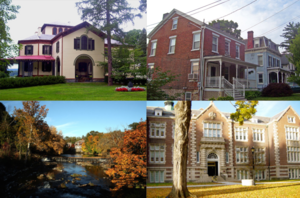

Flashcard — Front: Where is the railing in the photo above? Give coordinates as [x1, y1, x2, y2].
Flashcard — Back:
[236, 78, 257, 89]
[222, 77, 234, 98]
[206, 76, 220, 88]
[233, 77, 245, 97]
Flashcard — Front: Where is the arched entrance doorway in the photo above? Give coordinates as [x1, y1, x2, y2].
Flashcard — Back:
[74, 54, 94, 82]
[269, 72, 277, 83]
[56, 57, 60, 76]
[207, 153, 219, 176]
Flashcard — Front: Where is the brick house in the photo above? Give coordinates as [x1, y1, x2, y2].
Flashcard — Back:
[147, 9, 258, 100]
[244, 31, 294, 89]
[147, 101, 300, 183]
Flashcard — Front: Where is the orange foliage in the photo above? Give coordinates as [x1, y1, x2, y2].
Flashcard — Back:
[105, 121, 146, 190]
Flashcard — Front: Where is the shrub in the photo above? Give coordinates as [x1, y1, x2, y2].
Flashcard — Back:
[245, 91, 261, 100]
[208, 97, 216, 100]
[262, 83, 293, 97]
[0, 76, 66, 89]
[217, 96, 234, 100]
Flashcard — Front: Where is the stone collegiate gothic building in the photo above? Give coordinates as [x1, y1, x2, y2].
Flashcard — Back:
[147, 102, 300, 183]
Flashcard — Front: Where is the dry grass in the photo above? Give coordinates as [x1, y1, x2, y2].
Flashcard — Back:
[147, 183, 300, 198]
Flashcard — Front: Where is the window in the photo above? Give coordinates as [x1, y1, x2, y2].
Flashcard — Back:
[148, 63, 154, 80]
[237, 170, 249, 180]
[235, 127, 248, 141]
[258, 55, 263, 66]
[149, 170, 164, 183]
[288, 116, 295, 123]
[185, 92, 191, 101]
[78, 62, 87, 72]
[42, 61, 52, 72]
[25, 45, 33, 55]
[212, 35, 218, 52]
[53, 27, 57, 35]
[255, 170, 265, 180]
[81, 35, 88, 50]
[287, 147, 300, 162]
[236, 147, 248, 163]
[268, 56, 272, 67]
[169, 37, 176, 54]
[74, 38, 80, 49]
[253, 128, 264, 142]
[150, 40, 157, 56]
[88, 39, 95, 50]
[286, 126, 299, 140]
[172, 17, 178, 29]
[258, 73, 263, 83]
[289, 169, 300, 179]
[254, 148, 265, 164]
[236, 44, 240, 59]
[149, 144, 165, 164]
[277, 59, 280, 67]
[197, 151, 200, 163]
[225, 40, 230, 55]
[24, 61, 29, 71]
[42, 45, 51, 55]
[150, 122, 166, 138]
[56, 42, 59, 53]
[191, 61, 199, 74]
[226, 152, 229, 163]
[192, 33, 200, 50]
[203, 122, 221, 137]
[273, 57, 276, 67]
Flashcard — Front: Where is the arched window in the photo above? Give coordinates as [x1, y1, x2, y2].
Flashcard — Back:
[207, 153, 218, 159]
[81, 35, 87, 50]
[59, 28, 63, 33]
[53, 27, 57, 35]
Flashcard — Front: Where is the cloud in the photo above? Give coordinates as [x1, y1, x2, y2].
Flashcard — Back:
[56, 122, 75, 129]
[256, 101, 283, 117]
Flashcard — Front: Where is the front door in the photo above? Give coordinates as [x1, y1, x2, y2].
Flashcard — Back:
[211, 67, 216, 77]
[207, 162, 218, 176]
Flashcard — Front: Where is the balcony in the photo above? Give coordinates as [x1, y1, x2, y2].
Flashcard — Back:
[188, 73, 198, 81]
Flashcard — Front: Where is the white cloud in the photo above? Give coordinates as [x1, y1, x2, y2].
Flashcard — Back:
[56, 122, 75, 129]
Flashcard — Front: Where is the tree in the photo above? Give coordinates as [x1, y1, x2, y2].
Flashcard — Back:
[147, 67, 182, 100]
[287, 27, 300, 86]
[105, 121, 146, 190]
[138, 0, 146, 13]
[128, 122, 139, 130]
[230, 101, 258, 125]
[124, 29, 141, 46]
[167, 101, 196, 198]
[0, 0, 20, 78]
[280, 22, 300, 52]
[209, 19, 242, 39]
[137, 28, 147, 56]
[76, 0, 141, 86]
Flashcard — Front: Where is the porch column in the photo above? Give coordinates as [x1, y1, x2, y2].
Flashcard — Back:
[219, 60, 222, 88]
[22, 61, 24, 77]
[204, 60, 208, 88]
[255, 67, 257, 88]
[17, 61, 20, 77]
[281, 72, 284, 83]
[246, 66, 249, 88]
[276, 71, 279, 83]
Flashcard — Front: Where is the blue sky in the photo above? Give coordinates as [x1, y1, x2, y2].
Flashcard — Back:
[147, 101, 300, 117]
[1, 101, 146, 137]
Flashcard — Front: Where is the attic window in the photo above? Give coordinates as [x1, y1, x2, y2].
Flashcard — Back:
[172, 17, 178, 30]
[53, 27, 57, 35]
[59, 28, 63, 33]
[154, 109, 163, 116]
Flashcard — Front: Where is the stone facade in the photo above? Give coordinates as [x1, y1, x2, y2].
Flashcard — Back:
[147, 102, 300, 183]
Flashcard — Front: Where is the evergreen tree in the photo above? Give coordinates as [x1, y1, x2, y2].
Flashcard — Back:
[137, 28, 147, 56]
[280, 22, 300, 52]
[76, 0, 141, 86]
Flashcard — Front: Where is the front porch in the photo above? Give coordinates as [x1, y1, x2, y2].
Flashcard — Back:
[268, 67, 291, 84]
[203, 56, 258, 100]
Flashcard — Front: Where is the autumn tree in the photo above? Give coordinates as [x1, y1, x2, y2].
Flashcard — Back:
[46, 126, 65, 155]
[105, 121, 146, 190]
[230, 101, 258, 125]
[76, 0, 141, 86]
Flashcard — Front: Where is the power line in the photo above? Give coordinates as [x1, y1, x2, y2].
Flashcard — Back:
[208, 0, 257, 23]
[242, 0, 300, 32]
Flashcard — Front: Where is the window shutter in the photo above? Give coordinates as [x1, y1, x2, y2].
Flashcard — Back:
[74, 39, 77, 49]
[50, 46, 52, 55]
[31, 46, 33, 55]
[42, 46, 45, 54]
[92, 40, 95, 50]
[25, 46, 28, 55]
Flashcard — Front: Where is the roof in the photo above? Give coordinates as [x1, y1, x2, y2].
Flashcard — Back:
[21, 34, 55, 41]
[41, 22, 74, 32]
[281, 54, 291, 65]
[6, 55, 55, 61]
[148, 8, 245, 45]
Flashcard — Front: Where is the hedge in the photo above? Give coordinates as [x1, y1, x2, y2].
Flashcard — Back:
[217, 96, 234, 100]
[245, 90, 261, 100]
[0, 76, 66, 89]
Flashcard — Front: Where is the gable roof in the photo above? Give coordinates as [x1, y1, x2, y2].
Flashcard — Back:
[41, 22, 74, 32]
[274, 105, 300, 122]
[148, 9, 245, 44]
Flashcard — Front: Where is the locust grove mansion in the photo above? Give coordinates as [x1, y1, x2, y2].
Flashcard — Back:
[12, 21, 111, 82]
[147, 101, 300, 183]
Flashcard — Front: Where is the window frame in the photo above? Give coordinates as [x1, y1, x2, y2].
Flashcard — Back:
[203, 121, 222, 138]
[235, 43, 240, 59]
[172, 17, 178, 30]
[192, 31, 201, 51]
[25, 45, 34, 55]
[185, 92, 191, 101]
[253, 128, 265, 142]
[149, 122, 166, 139]
[212, 33, 219, 53]
[236, 147, 248, 164]
[74, 35, 94, 51]
[287, 116, 296, 123]
[52, 27, 57, 35]
[257, 54, 263, 66]
[225, 38, 231, 55]
[42, 45, 51, 55]
[149, 170, 164, 183]
[168, 36, 177, 54]
[42, 61, 52, 72]
[197, 151, 200, 163]
[190, 60, 199, 75]
[235, 127, 248, 142]
[149, 144, 166, 164]
[150, 40, 157, 56]
[258, 73, 264, 84]
[56, 42, 59, 53]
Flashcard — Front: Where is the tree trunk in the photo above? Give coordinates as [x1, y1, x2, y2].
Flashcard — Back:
[167, 101, 196, 198]
[106, 0, 113, 86]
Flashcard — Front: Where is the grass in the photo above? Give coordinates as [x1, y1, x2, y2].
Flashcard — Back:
[147, 182, 219, 186]
[0, 83, 146, 100]
[256, 179, 300, 183]
[253, 93, 300, 100]
[147, 182, 300, 198]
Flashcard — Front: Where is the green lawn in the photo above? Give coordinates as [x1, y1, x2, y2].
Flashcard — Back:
[0, 83, 146, 100]
[147, 182, 219, 186]
[253, 93, 300, 100]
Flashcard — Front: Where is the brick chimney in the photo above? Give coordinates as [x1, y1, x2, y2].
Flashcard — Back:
[163, 13, 169, 20]
[247, 31, 254, 49]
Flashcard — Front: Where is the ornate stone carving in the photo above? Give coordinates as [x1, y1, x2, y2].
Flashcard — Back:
[209, 111, 216, 120]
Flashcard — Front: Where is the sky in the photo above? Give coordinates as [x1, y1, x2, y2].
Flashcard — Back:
[147, 101, 300, 117]
[1, 101, 146, 138]
[147, 0, 300, 50]
[7, 0, 146, 69]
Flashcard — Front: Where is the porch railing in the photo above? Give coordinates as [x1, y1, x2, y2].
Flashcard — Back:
[236, 78, 257, 89]
[233, 77, 245, 97]
[206, 76, 220, 88]
[222, 77, 234, 98]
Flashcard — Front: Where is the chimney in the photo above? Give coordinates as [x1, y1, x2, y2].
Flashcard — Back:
[163, 13, 169, 20]
[164, 101, 174, 111]
[247, 31, 254, 49]
[37, 27, 42, 37]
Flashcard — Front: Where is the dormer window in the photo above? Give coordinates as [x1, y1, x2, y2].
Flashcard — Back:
[172, 17, 178, 30]
[154, 109, 163, 116]
[59, 28, 63, 33]
[53, 27, 57, 35]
